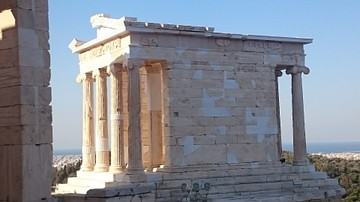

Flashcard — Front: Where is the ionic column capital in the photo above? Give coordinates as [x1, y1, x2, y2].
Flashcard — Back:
[275, 70, 283, 77]
[92, 68, 109, 78]
[107, 63, 122, 75]
[76, 72, 94, 83]
[286, 66, 310, 75]
[123, 59, 144, 70]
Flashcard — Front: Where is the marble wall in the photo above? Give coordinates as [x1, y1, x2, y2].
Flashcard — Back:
[0, 0, 52, 201]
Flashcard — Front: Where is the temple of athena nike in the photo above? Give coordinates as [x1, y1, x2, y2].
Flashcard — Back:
[51, 14, 345, 201]
[0, 0, 344, 201]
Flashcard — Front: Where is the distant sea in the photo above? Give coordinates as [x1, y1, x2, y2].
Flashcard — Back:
[54, 142, 360, 155]
[54, 149, 81, 155]
[283, 142, 360, 154]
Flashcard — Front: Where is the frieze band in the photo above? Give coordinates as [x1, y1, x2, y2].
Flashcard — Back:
[79, 38, 121, 62]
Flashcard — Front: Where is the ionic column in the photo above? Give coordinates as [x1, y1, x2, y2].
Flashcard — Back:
[93, 68, 110, 172]
[109, 64, 125, 173]
[125, 60, 145, 175]
[275, 69, 283, 160]
[286, 66, 310, 166]
[76, 73, 95, 171]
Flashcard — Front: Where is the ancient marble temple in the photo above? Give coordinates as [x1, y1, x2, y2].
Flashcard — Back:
[55, 14, 344, 201]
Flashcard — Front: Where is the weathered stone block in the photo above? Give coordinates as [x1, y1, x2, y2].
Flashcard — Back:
[183, 144, 227, 165]
[0, 144, 52, 201]
[235, 175, 267, 184]
[214, 117, 240, 126]
[15, 7, 35, 29]
[0, 48, 19, 68]
[214, 97, 237, 107]
[38, 86, 52, 105]
[23, 105, 52, 125]
[236, 51, 264, 64]
[0, 28, 18, 50]
[34, 0, 48, 13]
[0, 85, 20, 107]
[86, 183, 153, 197]
[227, 143, 267, 162]
[35, 30, 50, 49]
[202, 70, 224, 80]
[0, 85, 51, 107]
[281, 43, 304, 54]
[168, 78, 192, 89]
[192, 117, 214, 126]
[193, 135, 216, 145]
[165, 145, 184, 167]
[191, 78, 223, 88]
[237, 134, 258, 144]
[264, 53, 282, 66]
[0, 124, 52, 145]
[0, 146, 9, 201]
[215, 135, 237, 144]
[18, 28, 40, 48]
[0, 105, 21, 126]
[130, 45, 177, 61]
[34, 11, 49, 31]
[0, 67, 21, 89]
[243, 40, 282, 53]
[17, 0, 33, 9]
[170, 117, 193, 126]
[18, 47, 48, 68]
[21, 144, 52, 200]
[178, 88, 203, 98]
[226, 125, 246, 135]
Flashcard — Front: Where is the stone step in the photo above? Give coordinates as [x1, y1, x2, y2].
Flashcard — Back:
[154, 171, 329, 191]
[75, 170, 163, 183]
[56, 183, 91, 195]
[67, 177, 120, 188]
[154, 170, 341, 201]
[155, 177, 338, 194]
[159, 164, 316, 181]
[56, 171, 163, 195]
[158, 162, 283, 172]
[155, 187, 341, 202]
[207, 188, 326, 202]
[299, 178, 342, 189]
[76, 171, 126, 182]
[155, 178, 343, 201]
[156, 181, 287, 199]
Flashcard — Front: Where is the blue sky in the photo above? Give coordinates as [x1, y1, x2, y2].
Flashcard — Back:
[49, 0, 360, 150]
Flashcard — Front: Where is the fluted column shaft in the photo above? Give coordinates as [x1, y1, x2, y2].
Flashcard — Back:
[286, 66, 310, 166]
[94, 68, 110, 172]
[77, 73, 95, 171]
[126, 61, 144, 174]
[109, 64, 125, 173]
[275, 69, 283, 160]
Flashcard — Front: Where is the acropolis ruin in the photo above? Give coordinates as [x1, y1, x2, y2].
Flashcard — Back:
[0, 0, 344, 200]
[54, 14, 345, 201]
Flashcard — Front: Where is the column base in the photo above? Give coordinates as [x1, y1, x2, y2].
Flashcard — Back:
[293, 159, 309, 166]
[80, 164, 95, 172]
[122, 168, 146, 183]
[94, 151, 110, 172]
[94, 164, 109, 172]
[126, 168, 145, 174]
[123, 173, 146, 183]
[109, 166, 124, 173]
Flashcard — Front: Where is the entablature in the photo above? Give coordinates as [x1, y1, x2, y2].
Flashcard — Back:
[69, 14, 313, 56]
